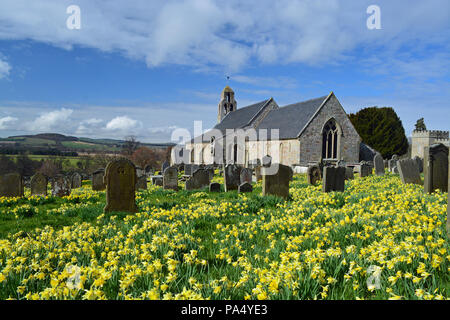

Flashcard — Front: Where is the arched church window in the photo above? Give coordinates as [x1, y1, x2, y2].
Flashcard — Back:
[322, 119, 340, 160]
[233, 144, 238, 164]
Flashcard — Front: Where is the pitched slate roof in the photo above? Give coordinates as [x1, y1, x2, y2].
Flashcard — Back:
[256, 95, 328, 139]
[213, 99, 271, 134]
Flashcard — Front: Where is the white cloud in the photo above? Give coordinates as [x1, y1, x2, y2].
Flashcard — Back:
[0, 57, 11, 79]
[105, 116, 141, 131]
[75, 118, 103, 135]
[0, 116, 18, 129]
[0, 1, 448, 71]
[29, 108, 73, 131]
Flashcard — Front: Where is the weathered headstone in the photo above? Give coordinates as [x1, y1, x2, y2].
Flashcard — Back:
[161, 161, 170, 174]
[224, 164, 242, 191]
[397, 159, 422, 185]
[185, 168, 210, 190]
[104, 158, 138, 213]
[52, 175, 71, 197]
[360, 163, 372, 177]
[31, 173, 47, 196]
[240, 168, 253, 185]
[163, 166, 178, 191]
[424, 144, 449, 193]
[307, 165, 321, 185]
[151, 175, 163, 186]
[262, 164, 290, 199]
[92, 169, 106, 191]
[413, 156, 424, 173]
[262, 155, 272, 167]
[238, 182, 253, 193]
[373, 154, 384, 176]
[345, 167, 354, 180]
[322, 166, 345, 192]
[209, 182, 221, 192]
[71, 172, 82, 189]
[0, 173, 23, 197]
[136, 175, 148, 190]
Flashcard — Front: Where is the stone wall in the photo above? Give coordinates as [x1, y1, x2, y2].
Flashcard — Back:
[298, 94, 360, 165]
[411, 130, 450, 159]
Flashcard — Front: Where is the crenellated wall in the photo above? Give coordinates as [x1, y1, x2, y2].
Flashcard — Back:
[411, 130, 450, 159]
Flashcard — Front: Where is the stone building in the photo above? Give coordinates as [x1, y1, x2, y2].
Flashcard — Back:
[411, 129, 450, 159]
[172, 87, 361, 169]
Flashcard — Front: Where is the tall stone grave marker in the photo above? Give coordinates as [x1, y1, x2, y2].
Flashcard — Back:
[224, 164, 242, 191]
[240, 168, 253, 185]
[424, 144, 449, 193]
[0, 173, 23, 197]
[322, 166, 345, 192]
[161, 161, 170, 174]
[345, 167, 354, 180]
[185, 168, 210, 190]
[52, 175, 71, 197]
[262, 164, 290, 199]
[104, 158, 138, 213]
[397, 159, 422, 185]
[360, 163, 372, 177]
[163, 166, 178, 191]
[71, 172, 82, 189]
[307, 165, 321, 185]
[92, 169, 106, 191]
[31, 173, 47, 196]
[373, 154, 384, 176]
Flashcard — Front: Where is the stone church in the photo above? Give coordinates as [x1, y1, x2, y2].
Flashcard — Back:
[172, 86, 361, 169]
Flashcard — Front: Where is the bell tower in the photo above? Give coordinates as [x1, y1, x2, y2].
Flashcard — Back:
[218, 86, 237, 123]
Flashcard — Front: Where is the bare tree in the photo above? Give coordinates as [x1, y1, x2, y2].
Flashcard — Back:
[122, 135, 140, 156]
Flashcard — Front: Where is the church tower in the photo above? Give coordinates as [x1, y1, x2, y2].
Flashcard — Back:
[218, 86, 237, 123]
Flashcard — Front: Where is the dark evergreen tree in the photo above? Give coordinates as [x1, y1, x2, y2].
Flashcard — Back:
[349, 106, 409, 159]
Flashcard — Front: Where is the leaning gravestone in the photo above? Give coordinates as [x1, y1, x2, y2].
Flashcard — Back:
[240, 168, 253, 185]
[71, 172, 82, 189]
[209, 182, 221, 192]
[397, 159, 422, 185]
[424, 144, 449, 193]
[374, 154, 384, 176]
[92, 169, 106, 191]
[307, 165, 321, 185]
[161, 161, 170, 174]
[52, 175, 71, 197]
[322, 166, 345, 192]
[163, 166, 178, 191]
[0, 173, 23, 197]
[31, 173, 47, 196]
[224, 164, 242, 191]
[136, 175, 148, 190]
[104, 158, 138, 213]
[262, 164, 290, 199]
[185, 168, 210, 190]
[238, 182, 253, 193]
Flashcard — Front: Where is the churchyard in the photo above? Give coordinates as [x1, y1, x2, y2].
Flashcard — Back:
[0, 156, 448, 300]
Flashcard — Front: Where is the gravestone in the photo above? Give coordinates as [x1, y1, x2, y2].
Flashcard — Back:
[322, 166, 345, 192]
[136, 175, 148, 190]
[145, 165, 154, 176]
[373, 154, 384, 176]
[307, 165, 321, 185]
[71, 172, 82, 189]
[151, 175, 163, 186]
[240, 168, 253, 185]
[224, 164, 242, 191]
[52, 175, 71, 197]
[397, 159, 422, 185]
[254, 166, 262, 182]
[262, 164, 290, 199]
[0, 173, 23, 197]
[31, 173, 47, 196]
[163, 166, 178, 191]
[262, 155, 272, 167]
[104, 158, 138, 213]
[204, 165, 215, 180]
[161, 161, 170, 174]
[345, 167, 354, 180]
[413, 156, 424, 173]
[424, 144, 449, 194]
[92, 169, 106, 191]
[185, 168, 210, 190]
[209, 182, 221, 192]
[136, 167, 145, 178]
[360, 163, 372, 177]
[238, 182, 253, 193]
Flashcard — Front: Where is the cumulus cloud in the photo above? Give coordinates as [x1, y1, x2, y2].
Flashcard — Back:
[0, 116, 18, 129]
[105, 116, 141, 131]
[0, 57, 11, 79]
[29, 108, 73, 131]
[0, 0, 448, 71]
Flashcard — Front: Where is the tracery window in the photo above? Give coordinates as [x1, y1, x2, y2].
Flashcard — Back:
[322, 119, 340, 160]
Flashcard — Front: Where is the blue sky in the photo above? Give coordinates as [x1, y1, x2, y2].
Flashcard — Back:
[0, 0, 449, 142]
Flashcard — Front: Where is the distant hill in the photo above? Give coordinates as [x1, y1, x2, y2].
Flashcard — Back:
[0, 133, 174, 155]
